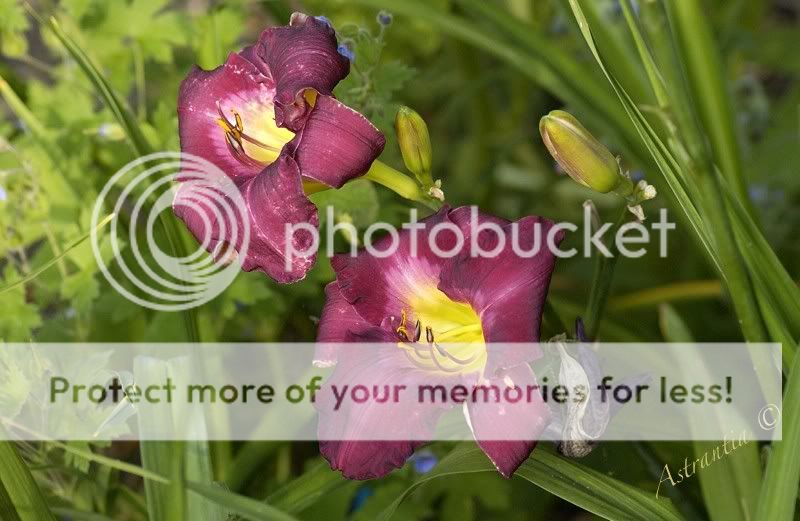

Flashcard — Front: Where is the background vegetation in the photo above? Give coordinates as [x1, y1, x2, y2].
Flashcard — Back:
[1, 0, 799, 519]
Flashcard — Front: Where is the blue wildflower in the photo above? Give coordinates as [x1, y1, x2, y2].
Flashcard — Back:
[337, 43, 355, 62]
[348, 486, 374, 513]
[409, 450, 438, 474]
[377, 11, 393, 26]
[0, 185, 6, 202]
[314, 16, 333, 29]
[630, 170, 645, 183]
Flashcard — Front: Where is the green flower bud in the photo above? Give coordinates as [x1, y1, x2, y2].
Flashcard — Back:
[395, 106, 433, 186]
[539, 110, 631, 195]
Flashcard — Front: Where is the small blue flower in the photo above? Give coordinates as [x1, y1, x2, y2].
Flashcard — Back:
[630, 170, 645, 183]
[409, 450, 438, 474]
[377, 10, 393, 26]
[0, 186, 6, 201]
[314, 16, 333, 29]
[98, 123, 113, 139]
[348, 486, 374, 513]
[337, 43, 355, 62]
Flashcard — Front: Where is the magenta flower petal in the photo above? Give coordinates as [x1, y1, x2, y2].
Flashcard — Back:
[317, 205, 560, 479]
[253, 13, 350, 131]
[288, 95, 386, 188]
[178, 53, 276, 181]
[173, 154, 318, 283]
[239, 155, 319, 282]
[439, 208, 563, 372]
[331, 207, 459, 326]
[314, 282, 375, 366]
[466, 364, 550, 477]
[319, 440, 424, 481]
[441, 208, 562, 343]
[316, 344, 448, 480]
[176, 13, 385, 283]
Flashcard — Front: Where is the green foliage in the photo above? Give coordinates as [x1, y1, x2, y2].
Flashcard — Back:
[0, 0, 29, 57]
[1, 0, 799, 520]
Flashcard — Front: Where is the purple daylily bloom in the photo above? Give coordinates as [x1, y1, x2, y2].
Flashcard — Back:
[175, 13, 385, 282]
[315, 206, 563, 479]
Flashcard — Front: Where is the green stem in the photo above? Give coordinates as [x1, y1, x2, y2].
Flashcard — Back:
[542, 300, 568, 337]
[610, 279, 723, 311]
[585, 208, 628, 340]
[364, 160, 440, 210]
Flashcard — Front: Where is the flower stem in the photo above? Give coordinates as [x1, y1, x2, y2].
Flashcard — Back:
[365, 160, 441, 210]
[584, 208, 628, 340]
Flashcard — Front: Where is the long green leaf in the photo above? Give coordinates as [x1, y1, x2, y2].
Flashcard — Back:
[659, 305, 761, 521]
[0, 441, 56, 521]
[564, 0, 721, 279]
[755, 351, 800, 521]
[663, 0, 749, 204]
[265, 461, 347, 514]
[50, 507, 114, 521]
[43, 14, 200, 342]
[0, 214, 115, 295]
[379, 445, 683, 521]
[185, 481, 299, 521]
[46, 17, 152, 157]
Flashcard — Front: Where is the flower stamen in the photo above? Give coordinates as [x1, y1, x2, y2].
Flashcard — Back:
[216, 103, 283, 167]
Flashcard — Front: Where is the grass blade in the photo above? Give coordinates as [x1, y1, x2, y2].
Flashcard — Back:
[0, 441, 56, 521]
[663, 0, 749, 204]
[45, 17, 152, 156]
[378, 444, 683, 521]
[659, 305, 761, 521]
[42, 11, 201, 343]
[265, 461, 346, 514]
[0, 214, 115, 295]
[755, 351, 800, 521]
[184, 481, 299, 521]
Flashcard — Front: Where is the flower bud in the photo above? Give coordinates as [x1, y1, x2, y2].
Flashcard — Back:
[539, 110, 630, 195]
[395, 106, 433, 186]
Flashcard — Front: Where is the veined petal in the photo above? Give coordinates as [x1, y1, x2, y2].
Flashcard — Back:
[240, 154, 319, 282]
[319, 440, 423, 481]
[254, 13, 350, 131]
[173, 154, 318, 284]
[331, 207, 460, 327]
[440, 208, 563, 372]
[314, 282, 374, 366]
[316, 345, 448, 480]
[465, 364, 550, 478]
[178, 53, 291, 181]
[288, 95, 386, 188]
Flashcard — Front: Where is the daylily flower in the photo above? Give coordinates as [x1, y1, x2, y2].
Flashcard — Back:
[174, 13, 385, 282]
[315, 206, 563, 479]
